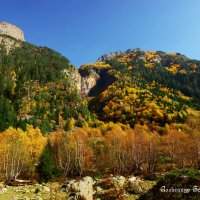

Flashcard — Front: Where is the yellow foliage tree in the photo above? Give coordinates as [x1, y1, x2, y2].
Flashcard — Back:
[0, 126, 46, 181]
[26, 125, 47, 176]
[0, 128, 30, 181]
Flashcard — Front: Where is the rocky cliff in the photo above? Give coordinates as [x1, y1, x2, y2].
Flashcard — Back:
[0, 22, 25, 52]
[0, 35, 22, 52]
[62, 67, 82, 92]
[79, 67, 100, 96]
[79, 62, 116, 96]
[0, 22, 25, 41]
[98, 50, 124, 61]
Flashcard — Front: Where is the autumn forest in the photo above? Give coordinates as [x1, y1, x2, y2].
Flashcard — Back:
[0, 34, 200, 199]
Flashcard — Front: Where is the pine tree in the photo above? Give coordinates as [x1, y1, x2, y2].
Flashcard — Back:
[37, 139, 53, 182]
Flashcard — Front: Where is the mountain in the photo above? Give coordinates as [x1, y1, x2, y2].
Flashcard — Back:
[79, 49, 200, 132]
[1, 22, 200, 191]
[0, 22, 92, 132]
[0, 22, 200, 133]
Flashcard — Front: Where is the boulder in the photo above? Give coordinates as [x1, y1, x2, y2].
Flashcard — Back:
[94, 176, 126, 199]
[66, 176, 95, 200]
[128, 176, 136, 182]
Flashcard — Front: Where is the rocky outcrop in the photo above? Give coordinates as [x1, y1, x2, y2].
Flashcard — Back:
[125, 48, 142, 54]
[62, 68, 82, 92]
[80, 69, 100, 96]
[98, 48, 144, 61]
[79, 67, 115, 97]
[0, 22, 25, 52]
[98, 50, 124, 61]
[0, 22, 25, 41]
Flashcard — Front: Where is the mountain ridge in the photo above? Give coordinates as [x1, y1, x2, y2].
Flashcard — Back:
[0, 22, 199, 133]
[79, 48, 200, 132]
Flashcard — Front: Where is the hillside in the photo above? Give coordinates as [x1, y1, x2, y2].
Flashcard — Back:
[0, 35, 92, 132]
[1, 28, 200, 133]
[80, 49, 200, 131]
[1, 23, 200, 200]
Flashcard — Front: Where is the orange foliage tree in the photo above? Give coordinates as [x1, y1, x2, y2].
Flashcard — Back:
[162, 128, 194, 169]
[104, 124, 129, 174]
[70, 128, 93, 176]
[51, 128, 92, 177]
[126, 125, 160, 174]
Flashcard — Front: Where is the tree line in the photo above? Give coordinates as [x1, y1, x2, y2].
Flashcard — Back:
[0, 112, 199, 182]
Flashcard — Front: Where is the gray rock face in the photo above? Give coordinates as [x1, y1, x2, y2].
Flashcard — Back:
[97, 48, 145, 61]
[62, 68, 82, 92]
[0, 22, 25, 41]
[98, 50, 124, 61]
[79, 65, 115, 97]
[125, 48, 142, 53]
[81, 70, 100, 96]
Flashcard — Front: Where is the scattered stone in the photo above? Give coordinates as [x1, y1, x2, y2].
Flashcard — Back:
[128, 176, 136, 182]
[125, 178, 144, 194]
[96, 186, 103, 194]
[42, 186, 50, 192]
[0, 176, 151, 199]
[0, 187, 7, 194]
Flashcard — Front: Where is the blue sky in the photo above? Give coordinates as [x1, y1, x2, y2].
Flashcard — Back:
[1, 0, 200, 67]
